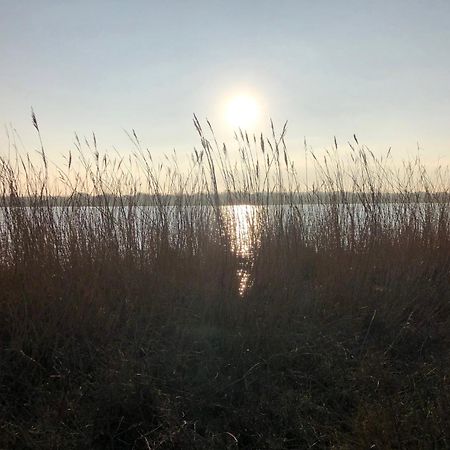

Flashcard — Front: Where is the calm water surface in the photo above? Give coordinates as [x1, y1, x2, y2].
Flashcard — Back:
[0, 202, 445, 296]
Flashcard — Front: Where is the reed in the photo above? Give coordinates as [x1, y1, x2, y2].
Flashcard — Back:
[0, 118, 449, 448]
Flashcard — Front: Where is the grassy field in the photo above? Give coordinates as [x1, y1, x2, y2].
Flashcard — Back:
[0, 119, 449, 448]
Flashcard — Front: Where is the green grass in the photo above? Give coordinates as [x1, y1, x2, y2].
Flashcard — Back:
[0, 118, 449, 448]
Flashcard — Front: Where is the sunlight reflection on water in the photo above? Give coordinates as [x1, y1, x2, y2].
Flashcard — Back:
[224, 204, 260, 297]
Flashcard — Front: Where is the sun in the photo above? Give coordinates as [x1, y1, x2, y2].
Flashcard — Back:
[226, 94, 260, 129]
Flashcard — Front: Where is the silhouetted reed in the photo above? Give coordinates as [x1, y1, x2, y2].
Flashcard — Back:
[0, 117, 448, 448]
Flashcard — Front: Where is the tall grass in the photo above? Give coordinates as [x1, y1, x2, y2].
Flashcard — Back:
[0, 117, 449, 448]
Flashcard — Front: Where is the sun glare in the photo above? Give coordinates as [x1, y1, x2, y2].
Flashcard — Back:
[226, 94, 260, 129]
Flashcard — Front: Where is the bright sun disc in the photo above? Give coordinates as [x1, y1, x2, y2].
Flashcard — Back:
[226, 94, 259, 129]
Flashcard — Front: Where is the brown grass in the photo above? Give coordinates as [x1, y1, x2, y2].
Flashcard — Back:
[0, 117, 449, 448]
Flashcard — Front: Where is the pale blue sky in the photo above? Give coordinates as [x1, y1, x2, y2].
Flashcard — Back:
[1, 0, 450, 164]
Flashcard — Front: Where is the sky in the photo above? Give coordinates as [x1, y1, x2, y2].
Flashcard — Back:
[1, 0, 450, 167]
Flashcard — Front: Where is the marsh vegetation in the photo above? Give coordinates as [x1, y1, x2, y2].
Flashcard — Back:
[0, 118, 449, 448]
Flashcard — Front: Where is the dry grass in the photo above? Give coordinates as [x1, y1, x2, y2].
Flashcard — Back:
[0, 117, 449, 448]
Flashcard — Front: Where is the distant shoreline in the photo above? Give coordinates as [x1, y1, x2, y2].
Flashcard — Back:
[2, 191, 449, 207]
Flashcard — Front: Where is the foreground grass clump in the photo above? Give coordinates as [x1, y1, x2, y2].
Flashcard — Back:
[0, 119, 449, 448]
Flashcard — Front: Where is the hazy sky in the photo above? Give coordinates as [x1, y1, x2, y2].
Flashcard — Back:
[1, 0, 450, 165]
